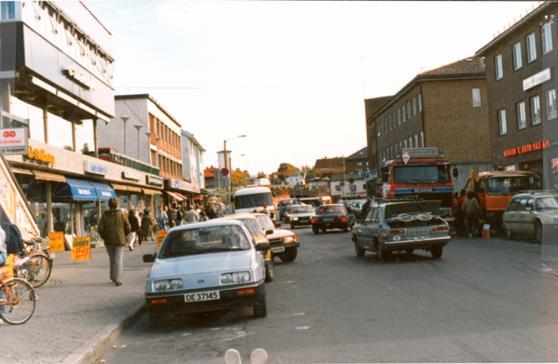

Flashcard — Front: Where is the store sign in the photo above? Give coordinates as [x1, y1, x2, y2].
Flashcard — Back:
[122, 170, 140, 181]
[401, 147, 439, 158]
[146, 174, 163, 187]
[84, 161, 107, 176]
[25, 146, 55, 166]
[523, 68, 551, 91]
[503, 140, 551, 158]
[63, 67, 93, 90]
[169, 179, 200, 193]
[0, 128, 28, 155]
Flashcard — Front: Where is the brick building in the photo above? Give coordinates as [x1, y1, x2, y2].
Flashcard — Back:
[365, 57, 492, 190]
[475, 2, 558, 188]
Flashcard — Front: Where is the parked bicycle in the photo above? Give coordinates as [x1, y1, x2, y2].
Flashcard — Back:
[14, 237, 53, 289]
[0, 272, 36, 325]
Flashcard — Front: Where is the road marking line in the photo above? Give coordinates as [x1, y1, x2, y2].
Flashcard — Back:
[295, 326, 310, 330]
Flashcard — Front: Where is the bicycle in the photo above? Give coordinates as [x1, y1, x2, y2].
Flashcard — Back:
[14, 237, 53, 289]
[0, 272, 37, 325]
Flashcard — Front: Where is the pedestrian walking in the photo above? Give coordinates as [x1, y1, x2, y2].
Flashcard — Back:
[462, 191, 481, 238]
[127, 208, 140, 251]
[98, 198, 131, 286]
[141, 209, 154, 242]
[156, 206, 169, 231]
[455, 189, 467, 235]
[183, 204, 199, 223]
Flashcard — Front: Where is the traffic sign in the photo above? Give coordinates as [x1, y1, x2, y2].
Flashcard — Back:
[221, 168, 229, 177]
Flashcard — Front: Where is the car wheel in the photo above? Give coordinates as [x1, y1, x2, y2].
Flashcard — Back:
[290, 223, 295, 229]
[265, 260, 275, 283]
[431, 246, 443, 259]
[280, 247, 297, 263]
[534, 221, 542, 244]
[354, 241, 365, 257]
[312, 226, 319, 234]
[505, 227, 514, 240]
[342, 225, 349, 232]
[405, 248, 414, 255]
[253, 298, 267, 318]
[321, 227, 327, 233]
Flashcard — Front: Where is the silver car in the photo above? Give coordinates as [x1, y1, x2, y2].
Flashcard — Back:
[284, 204, 316, 228]
[142, 220, 269, 326]
[502, 192, 558, 243]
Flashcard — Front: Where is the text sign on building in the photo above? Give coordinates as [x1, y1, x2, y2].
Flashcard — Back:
[0, 128, 28, 155]
[84, 161, 107, 176]
[503, 140, 551, 158]
[523, 68, 551, 91]
[146, 175, 163, 187]
[401, 147, 439, 158]
[122, 170, 140, 181]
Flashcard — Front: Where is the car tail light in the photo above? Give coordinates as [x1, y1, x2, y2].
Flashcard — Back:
[388, 229, 405, 236]
[340, 217, 347, 223]
[311, 218, 318, 224]
[431, 225, 449, 233]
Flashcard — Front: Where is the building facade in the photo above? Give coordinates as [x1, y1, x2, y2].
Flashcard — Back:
[365, 57, 492, 190]
[476, 2, 558, 188]
[181, 129, 205, 193]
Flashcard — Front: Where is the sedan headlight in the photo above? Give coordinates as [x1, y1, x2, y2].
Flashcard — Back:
[220, 271, 252, 285]
[283, 235, 296, 243]
[153, 278, 183, 292]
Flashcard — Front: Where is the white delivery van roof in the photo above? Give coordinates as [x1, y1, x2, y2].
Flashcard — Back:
[234, 186, 272, 196]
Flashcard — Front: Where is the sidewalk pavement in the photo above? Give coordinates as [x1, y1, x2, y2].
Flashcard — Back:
[1, 240, 157, 364]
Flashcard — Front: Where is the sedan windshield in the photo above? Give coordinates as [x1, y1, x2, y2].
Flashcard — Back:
[159, 225, 251, 258]
[535, 196, 558, 211]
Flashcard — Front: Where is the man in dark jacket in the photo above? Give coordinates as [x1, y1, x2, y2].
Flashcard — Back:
[98, 198, 131, 286]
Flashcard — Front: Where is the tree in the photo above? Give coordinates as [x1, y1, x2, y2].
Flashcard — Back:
[276, 163, 299, 182]
[257, 171, 267, 178]
[231, 168, 250, 187]
[300, 165, 315, 181]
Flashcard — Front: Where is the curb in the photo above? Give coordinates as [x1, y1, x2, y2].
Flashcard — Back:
[60, 302, 146, 364]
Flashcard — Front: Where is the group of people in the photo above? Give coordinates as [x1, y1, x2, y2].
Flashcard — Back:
[452, 190, 481, 238]
[154, 200, 230, 231]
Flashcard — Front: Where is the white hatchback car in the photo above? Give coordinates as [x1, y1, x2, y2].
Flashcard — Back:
[143, 220, 269, 325]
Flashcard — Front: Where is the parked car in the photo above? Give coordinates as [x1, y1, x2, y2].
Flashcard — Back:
[284, 204, 316, 228]
[253, 213, 299, 262]
[218, 214, 275, 282]
[278, 198, 300, 221]
[351, 200, 451, 260]
[310, 204, 355, 233]
[142, 220, 269, 325]
[502, 191, 558, 243]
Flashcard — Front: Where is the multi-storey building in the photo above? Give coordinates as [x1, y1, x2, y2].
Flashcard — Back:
[365, 57, 492, 190]
[476, 1, 558, 188]
[181, 129, 205, 196]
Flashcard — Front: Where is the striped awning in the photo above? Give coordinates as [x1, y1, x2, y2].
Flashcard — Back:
[33, 171, 66, 183]
[165, 191, 185, 202]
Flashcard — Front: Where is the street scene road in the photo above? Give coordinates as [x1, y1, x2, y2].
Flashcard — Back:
[102, 226, 558, 363]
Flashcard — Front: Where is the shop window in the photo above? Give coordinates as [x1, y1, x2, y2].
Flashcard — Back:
[527, 32, 537, 63]
[495, 54, 503, 80]
[530, 95, 541, 125]
[512, 42, 523, 70]
[546, 89, 557, 120]
[498, 109, 507, 135]
[516, 101, 526, 130]
[542, 21, 553, 55]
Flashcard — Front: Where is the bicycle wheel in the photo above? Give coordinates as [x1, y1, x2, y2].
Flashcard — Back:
[20, 254, 52, 288]
[0, 278, 36, 325]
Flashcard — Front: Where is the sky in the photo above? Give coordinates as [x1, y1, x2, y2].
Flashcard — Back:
[86, 0, 539, 175]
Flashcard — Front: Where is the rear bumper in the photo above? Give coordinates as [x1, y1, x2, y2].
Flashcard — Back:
[383, 236, 450, 250]
[146, 282, 265, 318]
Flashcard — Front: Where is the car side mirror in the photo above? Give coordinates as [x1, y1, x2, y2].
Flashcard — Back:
[266, 229, 274, 235]
[143, 254, 156, 263]
[255, 242, 269, 252]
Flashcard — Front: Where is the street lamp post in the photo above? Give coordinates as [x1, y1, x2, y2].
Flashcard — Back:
[134, 124, 143, 160]
[120, 116, 129, 155]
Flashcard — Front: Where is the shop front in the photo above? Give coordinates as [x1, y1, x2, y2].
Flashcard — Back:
[165, 178, 201, 207]
[496, 139, 551, 176]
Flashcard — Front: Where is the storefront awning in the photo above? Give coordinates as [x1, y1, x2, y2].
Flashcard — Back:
[165, 191, 185, 202]
[11, 167, 33, 175]
[34, 171, 66, 183]
[89, 181, 117, 201]
[127, 186, 143, 193]
[55, 178, 97, 201]
[111, 183, 129, 191]
[143, 188, 162, 195]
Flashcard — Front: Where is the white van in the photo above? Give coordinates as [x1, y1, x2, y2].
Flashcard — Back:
[234, 186, 276, 219]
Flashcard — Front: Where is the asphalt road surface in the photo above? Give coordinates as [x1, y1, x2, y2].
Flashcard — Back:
[102, 226, 558, 363]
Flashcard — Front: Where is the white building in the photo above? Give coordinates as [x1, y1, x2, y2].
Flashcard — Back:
[181, 130, 205, 192]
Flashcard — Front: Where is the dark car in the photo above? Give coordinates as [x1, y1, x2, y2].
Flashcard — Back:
[278, 198, 300, 221]
[351, 200, 451, 260]
[311, 204, 354, 233]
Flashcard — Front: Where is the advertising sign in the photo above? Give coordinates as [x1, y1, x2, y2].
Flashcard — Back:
[71, 236, 91, 261]
[156, 230, 167, 251]
[48, 231, 65, 253]
[84, 161, 107, 176]
[0, 128, 28, 155]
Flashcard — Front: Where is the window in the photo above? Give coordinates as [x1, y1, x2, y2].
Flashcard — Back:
[495, 54, 503, 80]
[531, 95, 541, 125]
[542, 21, 553, 54]
[393, 111, 398, 126]
[403, 139, 407, 148]
[472, 88, 481, 107]
[418, 93, 422, 112]
[527, 32, 537, 62]
[420, 132, 424, 147]
[414, 134, 419, 147]
[402, 106, 407, 122]
[409, 137, 413, 148]
[412, 97, 417, 116]
[407, 101, 412, 119]
[512, 42, 523, 70]
[397, 108, 401, 124]
[498, 109, 507, 135]
[546, 89, 557, 120]
[516, 101, 526, 130]
[0, 1, 16, 20]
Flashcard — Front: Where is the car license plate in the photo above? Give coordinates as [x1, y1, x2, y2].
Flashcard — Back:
[410, 228, 429, 237]
[414, 187, 433, 193]
[184, 290, 220, 303]
[271, 246, 285, 253]
[323, 217, 334, 222]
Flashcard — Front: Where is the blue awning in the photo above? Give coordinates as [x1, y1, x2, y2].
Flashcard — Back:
[89, 181, 117, 201]
[55, 178, 117, 202]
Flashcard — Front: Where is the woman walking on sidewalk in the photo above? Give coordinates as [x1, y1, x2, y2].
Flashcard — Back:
[98, 198, 131, 286]
[127, 208, 140, 251]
